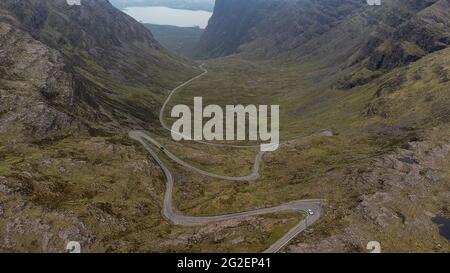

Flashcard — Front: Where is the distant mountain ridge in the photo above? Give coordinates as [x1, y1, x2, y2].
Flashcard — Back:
[196, 0, 450, 72]
[0, 0, 198, 139]
[196, 0, 364, 59]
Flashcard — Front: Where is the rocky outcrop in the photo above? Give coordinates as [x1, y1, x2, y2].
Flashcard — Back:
[0, 21, 87, 142]
[363, 1, 450, 70]
[288, 136, 450, 252]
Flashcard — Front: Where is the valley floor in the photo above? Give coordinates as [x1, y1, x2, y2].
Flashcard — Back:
[149, 51, 450, 252]
[1, 45, 450, 253]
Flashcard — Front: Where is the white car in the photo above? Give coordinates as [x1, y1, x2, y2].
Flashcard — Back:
[308, 209, 314, 215]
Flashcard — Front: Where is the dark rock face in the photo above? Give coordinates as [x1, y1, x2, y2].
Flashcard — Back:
[0, 20, 87, 141]
[196, 0, 449, 72]
[1, 0, 166, 83]
[195, 0, 279, 59]
[196, 0, 364, 59]
[362, 0, 450, 70]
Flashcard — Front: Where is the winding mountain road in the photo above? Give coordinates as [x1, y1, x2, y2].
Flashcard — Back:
[129, 65, 324, 253]
[159, 64, 262, 148]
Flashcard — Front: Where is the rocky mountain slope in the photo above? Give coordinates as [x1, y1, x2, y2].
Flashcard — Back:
[197, 0, 450, 71]
[0, 0, 198, 139]
[196, 0, 365, 59]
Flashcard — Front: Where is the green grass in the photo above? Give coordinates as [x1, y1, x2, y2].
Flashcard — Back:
[0, 145, 22, 176]
[0, 156, 22, 176]
[139, 47, 450, 252]
[145, 24, 204, 58]
[163, 47, 450, 140]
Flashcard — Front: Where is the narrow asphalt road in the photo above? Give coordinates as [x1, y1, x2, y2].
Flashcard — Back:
[129, 130, 323, 253]
[159, 64, 262, 148]
[130, 131, 262, 181]
[129, 64, 324, 253]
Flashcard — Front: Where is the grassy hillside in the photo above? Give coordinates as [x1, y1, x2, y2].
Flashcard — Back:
[159, 45, 450, 252]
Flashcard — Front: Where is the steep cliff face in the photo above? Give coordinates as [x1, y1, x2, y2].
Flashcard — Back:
[196, 0, 364, 59]
[195, 0, 279, 59]
[0, 20, 87, 142]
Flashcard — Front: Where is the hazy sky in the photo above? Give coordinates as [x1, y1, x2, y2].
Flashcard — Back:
[123, 6, 212, 28]
[110, 0, 216, 11]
